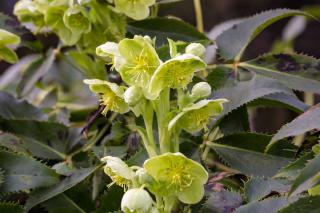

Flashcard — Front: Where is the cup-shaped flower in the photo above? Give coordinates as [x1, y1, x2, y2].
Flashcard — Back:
[114, 0, 155, 20]
[121, 188, 154, 213]
[63, 5, 91, 35]
[168, 99, 228, 133]
[147, 54, 206, 100]
[84, 79, 129, 115]
[185, 43, 206, 57]
[96, 42, 126, 70]
[117, 35, 161, 86]
[144, 152, 208, 204]
[101, 156, 135, 189]
[14, 0, 45, 28]
[191, 82, 212, 100]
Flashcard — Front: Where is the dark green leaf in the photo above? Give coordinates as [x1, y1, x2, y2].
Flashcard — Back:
[278, 196, 320, 213]
[216, 9, 308, 60]
[0, 150, 59, 194]
[41, 193, 86, 213]
[241, 53, 320, 93]
[244, 177, 289, 202]
[268, 104, 320, 150]
[127, 17, 209, 47]
[0, 202, 23, 213]
[95, 185, 124, 213]
[219, 106, 250, 135]
[203, 190, 242, 213]
[207, 66, 234, 91]
[25, 166, 100, 211]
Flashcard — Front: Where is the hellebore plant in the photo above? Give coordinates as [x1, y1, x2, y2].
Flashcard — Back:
[85, 35, 227, 212]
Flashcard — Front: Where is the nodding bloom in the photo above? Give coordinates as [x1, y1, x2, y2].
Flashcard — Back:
[84, 79, 129, 115]
[101, 156, 135, 189]
[121, 188, 154, 213]
[168, 99, 228, 133]
[113, 0, 156, 20]
[144, 152, 209, 204]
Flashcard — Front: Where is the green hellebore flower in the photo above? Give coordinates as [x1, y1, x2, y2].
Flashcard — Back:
[14, 0, 45, 28]
[124, 86, 143, 107]
[101, 156, 135, 189]
[121, 188, 154, 213]
[168, 99, 228, 133]
[144, 152, 208, 204]
[191, 82, 212, 100]
[114, 0, 155, 20]
[96, 42, 125, 70]
[185, 43, 206, 57]
[63, 5, 91, 34]
[117, 35, 161, 86]
[148, 54, 206, 100]
[84, 79, 129, 115]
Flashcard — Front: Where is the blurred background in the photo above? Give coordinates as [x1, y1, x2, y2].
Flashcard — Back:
[1, 0, 320, 133]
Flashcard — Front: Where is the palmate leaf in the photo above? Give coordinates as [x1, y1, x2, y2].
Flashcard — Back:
[288, 155, 320, 196]
[207, 133, 297, 177]
[0, 202, 23, 213]
[277, 196, 320, 213]
[267, 104, 320, 150]
[240, 53, 320, 93]
[0, 150, 59, 194]
[25, 166, 100, 211]
[244, 177, 289, 202]
[216, 9, 309, 60]
[127, 17, 209, 47]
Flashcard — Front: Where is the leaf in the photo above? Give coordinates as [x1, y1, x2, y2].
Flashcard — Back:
[0, 92, 47, 120]
[212, 75, 294, 125]
[276, 152, 315, 179]
[0, 46, 19, 64]
[41, 193, 86, 213]
[289, 155, 320, 196]
[240, 53, 320, 93]
[17, 49, 55, 97]
[216, 9, 308, 60]
[127, 17, 209, 47]
[94, 185, 124, 213]
[235, 197, 294, 213]
[268, 104, 320, 150]
[25, 166, 100, 211]
[0, 150, 59, 194]
[0, 202, 23, 213]
[206, 66, 233, 91]
[208, 133, 296, 177]
[219, 106, 250, 135]
[203, 190, 242, 213]
[244, 177, 289, 202]
[277, 196, 320, 213]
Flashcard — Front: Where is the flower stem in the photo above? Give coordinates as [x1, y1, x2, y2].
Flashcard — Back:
[193, 0, 204, 33]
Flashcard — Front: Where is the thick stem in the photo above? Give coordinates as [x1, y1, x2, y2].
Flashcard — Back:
[193, 0, 204, 33]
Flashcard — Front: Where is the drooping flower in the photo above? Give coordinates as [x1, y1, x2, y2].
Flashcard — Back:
[144, 152, 208, 204]
[14, 0, 45, 29]
[168, 99, 228, 133]
[63, 5, 91, 35]
[148, 53, 206, 100]
[101, 156, 135, 188]
[84, 79, 129, 115]
[96, 41, 125, 70]
[121, 188, 154, 213]
[114, 0, 156, 20]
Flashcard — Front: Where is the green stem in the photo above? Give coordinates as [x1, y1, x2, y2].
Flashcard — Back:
[193, 0, 204, 33]
[143, 102, 158, 154]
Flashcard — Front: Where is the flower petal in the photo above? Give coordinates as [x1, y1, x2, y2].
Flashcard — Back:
[177, 179, 205, 204]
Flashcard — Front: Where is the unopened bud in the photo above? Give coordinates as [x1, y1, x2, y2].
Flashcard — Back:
[191, 82, 212, 99]
[124, 86, 143, 106]
[186, 43, 206, 57]
[121, 188, 153, 213]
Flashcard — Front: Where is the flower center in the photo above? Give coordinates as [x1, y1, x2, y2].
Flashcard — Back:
[100, 93, 121, 115]
[165, 162, 194, 192]
[105, 167, 131, 189]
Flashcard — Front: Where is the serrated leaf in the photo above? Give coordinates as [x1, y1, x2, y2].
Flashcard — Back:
[127, 17, 209, 47]
[17, 49, 55, 97]
[212, 75, 294, 126]
[235, 197, 295, 213]
[275, 152, 314, 179]
[268, 104, 320, 150]
[94, 185, 124, 213]
[206, 66, 234, 91]
[203, 190, 242, 213]
[0, 202, 23, 213]
[289, 155, 320, 196]
[277, 196, 320, 213]
[240, 53, 320, 93]
[219, 106, 250, 135]
[0, 92, 47, 120]
[244, 177, 289, 202]
[208, 133, 296, 177]
[216, 9, 308, 60]
[25, 166, 100, 211]
[41, 193, 86, 213]
[0, 150, 59, 194]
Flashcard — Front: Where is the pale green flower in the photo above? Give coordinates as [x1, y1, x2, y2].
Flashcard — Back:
[121, 188, 154, 213]
[96, 42, 125, 70]
[144, 152, 208, 204]
[101, 156, 135, 188]
[191, 82, 212, 100]
[185, 43, 206, 57]
[14, 0, 45, 29]
[84, 79, 129, 115]
[63, 5, 91, 34]
[168, 99, 228, 133]
[124, 86, 143, 107]
[148, 54, 206, 100]
[0, 30, 21, 64]
[114, 0, 155, 20]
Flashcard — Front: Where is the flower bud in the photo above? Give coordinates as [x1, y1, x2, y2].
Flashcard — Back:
[124, 86, 143, 107]
[121, 188, 153, 213]
[185, 43, 206, 57]
[191, 82, 212, 99]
